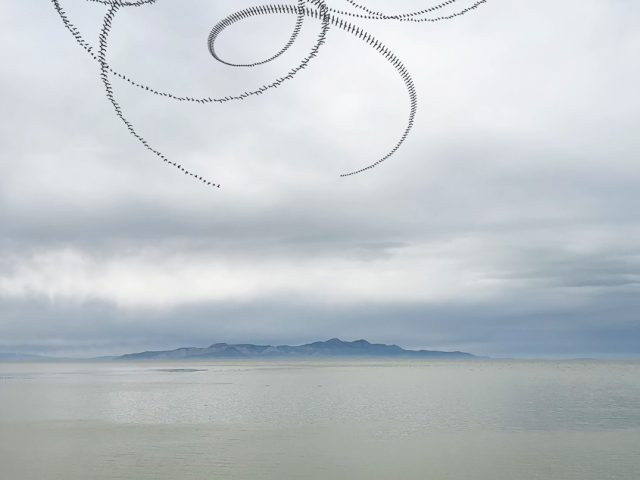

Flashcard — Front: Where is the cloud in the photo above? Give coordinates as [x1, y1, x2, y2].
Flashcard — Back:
[1, 0, 639, 356]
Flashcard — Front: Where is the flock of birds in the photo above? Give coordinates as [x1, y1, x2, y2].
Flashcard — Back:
[51, 0, 488, 189]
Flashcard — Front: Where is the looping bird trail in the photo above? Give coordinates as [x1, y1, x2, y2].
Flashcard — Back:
[50, 0, 488, 189]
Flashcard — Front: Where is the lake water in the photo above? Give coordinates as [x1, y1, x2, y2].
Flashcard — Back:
[1, 360, 639, 479]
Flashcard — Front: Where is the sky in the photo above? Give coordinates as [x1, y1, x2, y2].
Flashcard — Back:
[1, 0, 639, 358]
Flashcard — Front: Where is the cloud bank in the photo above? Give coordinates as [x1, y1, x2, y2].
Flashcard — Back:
[1, 0, 639, 357]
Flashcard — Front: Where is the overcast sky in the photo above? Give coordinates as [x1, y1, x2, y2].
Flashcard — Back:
[1, 0, 639, 357]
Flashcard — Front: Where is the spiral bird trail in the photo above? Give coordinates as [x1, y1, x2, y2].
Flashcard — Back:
[50, 0, 487, 189]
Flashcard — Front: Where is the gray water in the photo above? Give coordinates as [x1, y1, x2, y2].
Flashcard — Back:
[1, 360, 639, 479]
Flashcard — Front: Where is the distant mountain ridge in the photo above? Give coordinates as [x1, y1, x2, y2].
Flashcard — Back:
[118, 338, 476, 360]
[0, 352, 56, 362]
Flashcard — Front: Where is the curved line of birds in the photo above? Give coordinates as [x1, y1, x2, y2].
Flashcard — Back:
[51, 0, 487, 189]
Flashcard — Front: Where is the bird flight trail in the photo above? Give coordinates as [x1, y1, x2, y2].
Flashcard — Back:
[51, 0, 488, 189]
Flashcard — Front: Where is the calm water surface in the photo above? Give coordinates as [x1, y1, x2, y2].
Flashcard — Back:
[1, 360, 639, 479]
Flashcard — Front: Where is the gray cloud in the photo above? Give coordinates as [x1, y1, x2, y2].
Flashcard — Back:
[1, 0, 639, 357]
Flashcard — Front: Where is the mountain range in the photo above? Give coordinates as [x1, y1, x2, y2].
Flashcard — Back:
[116, 338, 476, 360]
[0, 339, 477, 361]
